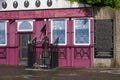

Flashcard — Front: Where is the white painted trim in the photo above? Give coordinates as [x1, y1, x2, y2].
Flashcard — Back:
[73, 18, 91, 45]
[44, 19, 47, 21]
[72, 17, 93, 20]
[49, 18, 69, 21]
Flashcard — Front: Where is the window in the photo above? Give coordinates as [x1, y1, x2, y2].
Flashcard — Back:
[51, 19, 67, 45]
[0, 21, 7, 46]
[17, 20, 33, 31]
[74, 18, 90, 45]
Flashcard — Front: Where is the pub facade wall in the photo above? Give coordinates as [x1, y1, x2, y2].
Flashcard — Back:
[0, 0, 120, 68]
[0, 0, 94, 67]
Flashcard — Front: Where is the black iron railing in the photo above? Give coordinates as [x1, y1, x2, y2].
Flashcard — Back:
[27, 37, 36, 68]
[36, 36, 59, 69]
[50, 37, 59, 68]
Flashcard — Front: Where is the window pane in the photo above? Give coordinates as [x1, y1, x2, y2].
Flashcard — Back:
[52, 19, 66, 44]
[18, 20, 33, 31]
[0, 22, 6, 45]
[74, 19, 90, 45]
[22, 48, 28, 58]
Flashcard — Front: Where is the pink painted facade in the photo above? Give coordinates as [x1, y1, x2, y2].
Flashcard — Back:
[0, 8, 94, 67]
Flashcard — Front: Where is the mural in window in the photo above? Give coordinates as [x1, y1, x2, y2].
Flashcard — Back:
[51, 19, 66, 44]
[18, 20, 33, 31]
[74, 19, 90, 45]
[0, 21, 7, 46]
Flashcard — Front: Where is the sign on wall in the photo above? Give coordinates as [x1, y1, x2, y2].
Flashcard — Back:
[94, 19, 113, 58]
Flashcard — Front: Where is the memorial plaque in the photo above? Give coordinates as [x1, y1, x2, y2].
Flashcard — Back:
[94, 19, 113, 58]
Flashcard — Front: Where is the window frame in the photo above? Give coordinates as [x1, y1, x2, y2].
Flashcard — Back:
[50, 18, 67, 45]
[73, 18, 91, 45]
[0, 21, 7, 46]
[17, 20, 34, 32]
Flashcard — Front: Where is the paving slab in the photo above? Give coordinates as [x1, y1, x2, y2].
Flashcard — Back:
[0, 65, 120, 80]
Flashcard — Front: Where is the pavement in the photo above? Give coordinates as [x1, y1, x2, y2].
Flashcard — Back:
[0, 65, 120, 80]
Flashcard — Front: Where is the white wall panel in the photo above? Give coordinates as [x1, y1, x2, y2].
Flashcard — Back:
[0, 0, 90, 11]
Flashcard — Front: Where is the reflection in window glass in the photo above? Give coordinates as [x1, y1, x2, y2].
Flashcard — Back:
[74, 19, 90, 45]
[51, 19, 66, 44]
[0, 21, 7, 46]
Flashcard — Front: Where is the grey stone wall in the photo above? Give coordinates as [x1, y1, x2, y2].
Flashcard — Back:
[93, 7, 120, 68]
[114, 10, 120, 67]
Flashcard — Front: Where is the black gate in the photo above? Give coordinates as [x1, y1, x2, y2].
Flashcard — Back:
[27, 24, 59, 68]
[94, 19, 114, 58]
[38, 37, 59, 69]
[27, 37, 36, 68]
[50, 37, 59, 68]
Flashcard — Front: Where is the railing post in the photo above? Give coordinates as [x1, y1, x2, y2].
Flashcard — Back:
[27, 41, 32, 68]
[27, 38, 37, 68]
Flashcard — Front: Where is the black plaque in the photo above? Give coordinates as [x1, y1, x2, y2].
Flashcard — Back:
[94, 19, 113, 58]
[2, 1, 7, 9]
[47, 0, 52, 7]
[13, 1, 18, 8]
[24, 0, 29, 8]
[35, 0, 41, 7]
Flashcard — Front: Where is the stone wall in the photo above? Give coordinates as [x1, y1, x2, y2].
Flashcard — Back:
[114, 10, 120, 67]
[93, 7, 120, 68]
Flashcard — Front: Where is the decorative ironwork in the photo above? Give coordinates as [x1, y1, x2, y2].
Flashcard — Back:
[42, 36, 49, 49]
[13, 1, 18, 8]
[27, 37, 36, 68]
[74, 46, 91, 59]
[51, 37, 59, 56]
[2, 1, 7, 9]
[32, 37, 37, 56]
[50, 37, 59, 68]
[27, 24, 59, 68]
[38, 35, 51, 69]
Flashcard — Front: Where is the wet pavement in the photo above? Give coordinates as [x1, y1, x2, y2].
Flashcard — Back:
[0, 65, 120, 80]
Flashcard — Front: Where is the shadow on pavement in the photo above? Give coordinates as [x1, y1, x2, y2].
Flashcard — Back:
[0, 65, 120, 80]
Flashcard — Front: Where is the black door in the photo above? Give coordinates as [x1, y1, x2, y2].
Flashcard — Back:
[19, 34, 31, 65]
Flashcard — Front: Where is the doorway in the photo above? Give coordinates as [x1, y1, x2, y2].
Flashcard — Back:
[19, 34, 31, 65]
